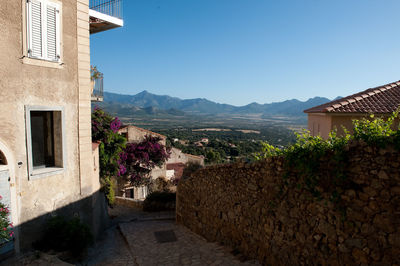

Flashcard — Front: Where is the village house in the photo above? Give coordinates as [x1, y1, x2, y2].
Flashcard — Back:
[304, 80, 400, 139]
[118, 125, 168, 200]
[118, 125, 205, 199]
[166, 147, 205, 182]
[0, 0, 123, 257]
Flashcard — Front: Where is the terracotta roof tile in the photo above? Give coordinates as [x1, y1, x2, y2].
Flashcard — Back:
[304, 80, 400, 114]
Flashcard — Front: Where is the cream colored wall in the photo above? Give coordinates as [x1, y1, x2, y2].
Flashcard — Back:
[124, 126, 167, 146]
[330, 115, 365, 136]
[168, 148, 187, 164]
[307, 114, 332, 139]
[168, 147, 204, 166]
[0, 0, 98, 250]
[308, 113, 392, 139]
[76, 0, 97, 196]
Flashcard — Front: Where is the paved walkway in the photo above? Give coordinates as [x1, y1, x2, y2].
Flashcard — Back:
[83, 206, 259, 266]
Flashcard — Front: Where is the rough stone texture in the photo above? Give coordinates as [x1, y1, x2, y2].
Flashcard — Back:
[177, 141, 400, 265]
[115, 196, 144, 210]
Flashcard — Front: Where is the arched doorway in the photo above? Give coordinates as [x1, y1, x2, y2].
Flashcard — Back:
[0, 148, 15, 257]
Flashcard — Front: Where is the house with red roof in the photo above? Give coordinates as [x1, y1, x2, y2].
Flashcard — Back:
[304, 80, 400, 139]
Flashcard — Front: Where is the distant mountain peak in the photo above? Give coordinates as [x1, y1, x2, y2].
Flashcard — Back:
[103, 91, 332, 117]
[137, 90, 151, 95]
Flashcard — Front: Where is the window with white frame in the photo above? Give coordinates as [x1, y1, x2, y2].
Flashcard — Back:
[26, 0, 61, 62]
[26, 107, 65, 178]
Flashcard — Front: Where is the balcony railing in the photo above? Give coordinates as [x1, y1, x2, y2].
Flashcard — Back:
[89, 0, 123, 34]
[90, 0, 122, 19]
[91, 73, 104, 102]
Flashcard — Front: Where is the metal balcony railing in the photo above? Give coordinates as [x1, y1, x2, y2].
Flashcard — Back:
[91, 73, 104, 101]
[90, 0, 122, 19]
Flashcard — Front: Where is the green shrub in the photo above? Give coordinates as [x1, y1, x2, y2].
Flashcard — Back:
[143, 191, 176, 212]
[34, 216, 93, 258]
[353, 109, 399, 147]
[101, 176, 115, 206]
[254, 108, 400, 215]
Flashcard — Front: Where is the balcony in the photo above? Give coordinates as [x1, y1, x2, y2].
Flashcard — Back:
[89, 0, 123, 34]
[91, 73, 104, 102]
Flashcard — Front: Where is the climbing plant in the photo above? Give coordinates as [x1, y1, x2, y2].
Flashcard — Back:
[353, 108, 400, 147]
[255, 108, 400, 214]
[118, 135, 171, 187]
[92, 107, 126, 205]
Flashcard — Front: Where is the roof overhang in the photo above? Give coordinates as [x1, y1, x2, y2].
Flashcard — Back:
[89, 9, 124, 34]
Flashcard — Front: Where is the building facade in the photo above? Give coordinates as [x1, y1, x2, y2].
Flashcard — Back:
[0, 0, 122, 256]
[304, 80, 400, 139]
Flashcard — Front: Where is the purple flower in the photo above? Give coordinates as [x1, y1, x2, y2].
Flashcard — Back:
[118, 164, 126, 176]
[110, 117, 121, 133]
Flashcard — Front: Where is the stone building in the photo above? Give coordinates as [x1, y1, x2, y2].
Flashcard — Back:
[0, 0, 123, 257]
[304, 80, 400, 139]
[118, 125, 168, 200]
[118, 126, 205, 199]
[166, 147, 205, 181]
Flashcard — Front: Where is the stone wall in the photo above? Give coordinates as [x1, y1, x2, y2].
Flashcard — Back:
[115, 196, 143, 210]
[177, 141, 400, 265]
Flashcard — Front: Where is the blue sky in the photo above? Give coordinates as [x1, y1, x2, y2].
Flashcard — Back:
[90, 0, 400, 106]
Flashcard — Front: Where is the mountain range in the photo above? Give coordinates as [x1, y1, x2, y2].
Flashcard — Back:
[99, 91, 337, 117]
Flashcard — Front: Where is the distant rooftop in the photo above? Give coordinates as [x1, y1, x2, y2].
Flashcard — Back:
[119, 125, 167, 139]
[304, 80, 400, 114]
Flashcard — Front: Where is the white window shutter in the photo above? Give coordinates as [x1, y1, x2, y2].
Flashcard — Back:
[27, 0, 43, 58]
[45, 2, 60, 61]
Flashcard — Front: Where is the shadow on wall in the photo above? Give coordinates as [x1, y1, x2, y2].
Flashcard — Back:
[0, 190, 110, 260]
[177, 141, 400, 265]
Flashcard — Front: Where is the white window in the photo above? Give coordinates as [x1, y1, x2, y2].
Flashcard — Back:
[26, 0, 61, 62]
[26, 106, 66, 179]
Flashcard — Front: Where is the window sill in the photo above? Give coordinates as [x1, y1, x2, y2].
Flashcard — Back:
[30, 167, 64, 180]
[22, 57, 63, 69]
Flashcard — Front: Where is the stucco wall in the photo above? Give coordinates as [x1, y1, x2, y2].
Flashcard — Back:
[308, 113, 396, 139]
[0, 0, 104, 251]
[307, 113, 332, 139]
[330, 115, 367, 136]
[120, 125, 167, 146]
[167, 147, 204, 166]
[177, 141, 400, 265]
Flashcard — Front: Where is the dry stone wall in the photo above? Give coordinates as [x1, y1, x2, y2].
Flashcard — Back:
[176, 141, 400, 265]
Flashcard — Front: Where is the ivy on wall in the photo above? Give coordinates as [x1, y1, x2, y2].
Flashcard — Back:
[92, 107, 126, 205]
[255, 108, 400, 215]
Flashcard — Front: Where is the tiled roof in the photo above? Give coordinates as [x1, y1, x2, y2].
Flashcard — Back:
[304, 80, 400, 114]
[166, 163, 185, 179]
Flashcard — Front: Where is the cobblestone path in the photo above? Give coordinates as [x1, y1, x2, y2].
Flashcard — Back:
[83, 224, 135, 266]
[119, 219, 259, 266]
[83, 206, 259, 266]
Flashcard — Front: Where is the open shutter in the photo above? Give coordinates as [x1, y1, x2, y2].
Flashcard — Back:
[27, 0, 43, 58]
[45, 2, 60, 61]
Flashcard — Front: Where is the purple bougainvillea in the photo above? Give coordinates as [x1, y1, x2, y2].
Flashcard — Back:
[118, 135, 171, 187]
[110, 117, 122, 133]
